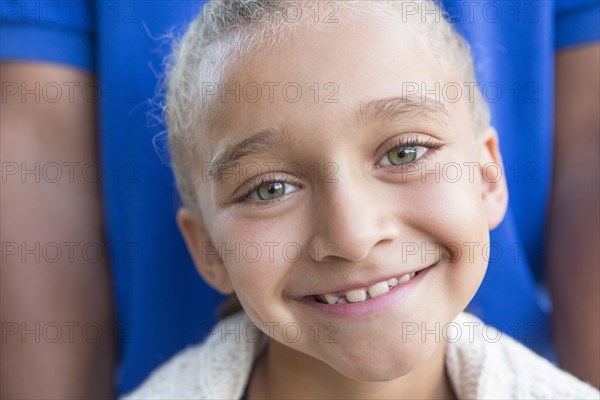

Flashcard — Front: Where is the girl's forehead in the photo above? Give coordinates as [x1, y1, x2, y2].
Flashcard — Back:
[231, 16, 431, 78]
[205, 19, 448, 137]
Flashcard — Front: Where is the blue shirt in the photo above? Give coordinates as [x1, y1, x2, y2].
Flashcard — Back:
[2, 0, 599, 395]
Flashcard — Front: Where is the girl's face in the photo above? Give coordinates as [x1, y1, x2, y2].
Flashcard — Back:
[179, 18, 507, 381]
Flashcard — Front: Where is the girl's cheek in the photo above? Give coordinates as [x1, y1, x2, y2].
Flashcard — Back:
[225, 241, 291, 288]
[408, 177, 487, 242]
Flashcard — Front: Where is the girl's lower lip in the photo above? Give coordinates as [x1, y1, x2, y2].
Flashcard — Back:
[297, 263, 437, 319]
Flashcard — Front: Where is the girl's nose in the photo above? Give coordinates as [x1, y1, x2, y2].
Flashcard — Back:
[309, 167, 400, 262]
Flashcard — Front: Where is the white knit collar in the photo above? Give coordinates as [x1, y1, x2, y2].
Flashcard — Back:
[125, 311, 599, 399]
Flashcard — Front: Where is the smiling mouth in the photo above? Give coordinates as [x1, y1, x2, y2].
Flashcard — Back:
[312, 270, 422, 305]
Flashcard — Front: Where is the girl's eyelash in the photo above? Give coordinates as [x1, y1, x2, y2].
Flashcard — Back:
[381, 135, 444, 156]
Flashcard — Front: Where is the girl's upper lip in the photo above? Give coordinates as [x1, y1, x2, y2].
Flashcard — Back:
[297, 262, 438, 298]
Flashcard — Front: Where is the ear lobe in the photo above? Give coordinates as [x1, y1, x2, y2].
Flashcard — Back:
[477, 127, 509, 230]
[176, 208, 234, 294]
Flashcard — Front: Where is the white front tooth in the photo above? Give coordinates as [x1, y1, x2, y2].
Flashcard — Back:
[324, 294, 339, 305]
[387, 278, 399, 287]
[398, 273, 411, 283]
[368, 281, 390, 298]
[345, 288, 367, 303]
[336, 297, 348, 304]
[409, 272, 416, 279]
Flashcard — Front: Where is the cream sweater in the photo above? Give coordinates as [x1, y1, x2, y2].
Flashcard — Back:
[124, 312, 599, 399]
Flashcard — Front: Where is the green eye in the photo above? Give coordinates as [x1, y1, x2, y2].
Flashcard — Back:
[387, 146, 418, 166]
[242, 180, 300, 204]
[256, 182, 285, 200]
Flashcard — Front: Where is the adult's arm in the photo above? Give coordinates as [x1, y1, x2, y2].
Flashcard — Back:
[0, 62, 115, 398]
[547, 43, 600, 388]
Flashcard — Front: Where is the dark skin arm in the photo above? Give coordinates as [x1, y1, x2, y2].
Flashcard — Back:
[0, 62, 115, 398]
[547, 43, 600, 388]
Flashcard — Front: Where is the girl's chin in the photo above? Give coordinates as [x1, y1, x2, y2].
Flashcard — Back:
[311, 346, 433, 383]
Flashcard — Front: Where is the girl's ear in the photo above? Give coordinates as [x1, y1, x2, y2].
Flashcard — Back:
[477, 127, 509, 230]
[176, 207, 234, 294]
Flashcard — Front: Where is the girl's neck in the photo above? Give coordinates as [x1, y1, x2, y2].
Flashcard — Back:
[247, 340, 457, 399]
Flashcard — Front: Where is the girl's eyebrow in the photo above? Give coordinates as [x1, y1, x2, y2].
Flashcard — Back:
[209, 96, 450, 183]
[355, 95, 451, 125]
[209, 128, 283, 183]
